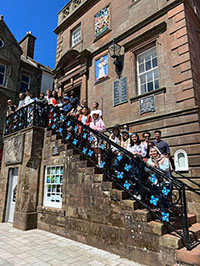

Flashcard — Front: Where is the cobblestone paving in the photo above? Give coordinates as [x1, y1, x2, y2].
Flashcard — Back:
[0, 223, 143, 266]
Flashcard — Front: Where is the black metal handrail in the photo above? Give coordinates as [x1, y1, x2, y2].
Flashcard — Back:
[4, 102, 49, 136]
[48, 106, 196, 251]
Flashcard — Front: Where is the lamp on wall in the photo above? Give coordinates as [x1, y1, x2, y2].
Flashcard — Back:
[108, 39, 124, 78]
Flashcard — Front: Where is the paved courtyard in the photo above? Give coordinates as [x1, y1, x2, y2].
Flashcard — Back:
[0, 223, 143, 266]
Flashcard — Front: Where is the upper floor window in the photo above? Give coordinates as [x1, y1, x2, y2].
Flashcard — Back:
[137, 46, 159, 95]
[0, 64, 6, 86]
[43, 165, 63, 208]
[21, 74, 30, 93]
[71, 25, 81, 47]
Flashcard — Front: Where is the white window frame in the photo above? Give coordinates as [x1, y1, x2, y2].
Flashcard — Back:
[0, 63, 6, 86]
[21, 74, 31, 92]
[0, 38, 4, 48]
[174, 149, 189, 171]
[71, 25, 81, 47]
[137, 46, 159, 95]
[43, 165, 63, 208]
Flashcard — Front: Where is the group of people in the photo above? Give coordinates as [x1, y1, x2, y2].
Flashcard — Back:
[7, 89, 172, 176]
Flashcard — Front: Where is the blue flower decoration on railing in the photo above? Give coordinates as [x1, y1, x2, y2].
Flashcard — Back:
[124, 180, 131, 190]
[149, 174, 158, 184]
[49, 119, 52, 124]
[161, 212, 169, 222]
[162, 187, 170, 196]
[82, 148, 87, 154]
[100, 144, 105, 150]
[83, 133, 87, 139]
[14, 115, 17, 120]
[20, 113, 23, 117]
[74, 126, 78, 132]
[117, 172, 124, 179]
[117, 154, 122, 161]
[13, 125, 17, 129]
[53, 118, 57, 122]
[51, 108, 54, 112]
[58, 128, 63, 134]
[66, 121, 71, 127]
[53, 113, 57, 117]
[99, 161, 105, 168]
[124, 164, 131, 172]
[52, 124, 56, 129]
[72, 139, 78, 145]
[88, 136, 93, 142]
[6, 120, 9, 125]
[150, 195, 159, 206]
[88, 150, 94, 157]
[66, 134, 70, 140]
[60, 116, 63, 121]
[19, 123, 22, 127]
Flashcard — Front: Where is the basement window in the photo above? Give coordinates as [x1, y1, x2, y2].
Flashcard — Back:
[43, 165, 63, 208]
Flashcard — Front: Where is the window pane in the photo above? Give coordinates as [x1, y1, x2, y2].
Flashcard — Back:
[155, 79, 159, 90]
[140, 84, 146, 94]
[152, 57, 157, 68]
[22, 75, 30, 83]
[0, 74, 3, 85]
[147, 72, 153, 82]
[147, 82, 153, 92]
[154, 69, 158, 79]
[139, 63, 144, 73]
[138, 53, 145, 64]
[140, 74, 146, 84]
[145, 60, 151, 71]
[0, 65, 5, 74]
[71, 26, 81, 47]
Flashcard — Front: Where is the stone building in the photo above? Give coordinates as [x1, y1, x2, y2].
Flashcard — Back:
[0, 1, 200, 265]
[54, 0, 200, 195]
[0, 16, 54, 165]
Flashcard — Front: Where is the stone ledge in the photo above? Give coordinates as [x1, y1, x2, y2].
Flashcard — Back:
[37, 206, 65, 216]
[130, 87, 166, 103]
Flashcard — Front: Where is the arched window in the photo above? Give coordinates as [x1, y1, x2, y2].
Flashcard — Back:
[174, 149, 189, 171]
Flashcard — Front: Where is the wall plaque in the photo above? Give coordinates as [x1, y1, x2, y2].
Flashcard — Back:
[52, 146, 59, 156]
[139, 95, 155, 115]
[113, 77, 128, 106]
[4, 134, 24, 165]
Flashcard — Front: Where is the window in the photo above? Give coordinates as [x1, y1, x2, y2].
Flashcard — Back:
[0, 38, 4, 48]
[137, 47, 159, 95]
[21, 74, 30, 92]
[71, 25, 81, 47]
[174, 150, 189, 171]
[0, 64, 6, 86]
[43, 165, 63, 208]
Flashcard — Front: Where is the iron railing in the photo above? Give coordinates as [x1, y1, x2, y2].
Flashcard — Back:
[4, 104, 200, 250]
[4, 102, 49, 135]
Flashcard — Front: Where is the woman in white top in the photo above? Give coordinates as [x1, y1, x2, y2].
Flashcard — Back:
[109, 124, 121, 153]
[127, 133, 146, 158]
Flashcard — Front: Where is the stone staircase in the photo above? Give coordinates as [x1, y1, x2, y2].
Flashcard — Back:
[43, 128, 200, 266]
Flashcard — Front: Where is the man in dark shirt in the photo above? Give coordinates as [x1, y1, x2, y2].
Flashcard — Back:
[153, 130, 170, 158]
[62, 96, 72, 115]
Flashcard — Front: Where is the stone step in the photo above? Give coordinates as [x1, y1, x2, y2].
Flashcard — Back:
[93, 174, 105, 183]
[110, 189, 129, 201]
[121, 199, 138, 211]
[189, 223, 200, 240]
[147, 221, 168, 236]
[160, 233, 184, 249]
[132, 209, 152, 222]
[176, 244, 200, 265]
[78, 167, 95, 175]
[101, 181, 115, 191]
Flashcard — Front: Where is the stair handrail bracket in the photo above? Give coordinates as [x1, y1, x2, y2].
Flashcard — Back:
[49, 105, 194, 250]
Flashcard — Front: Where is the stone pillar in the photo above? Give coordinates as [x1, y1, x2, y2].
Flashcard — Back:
[81, 72, 87, 101]
[0, 127, 44, 230]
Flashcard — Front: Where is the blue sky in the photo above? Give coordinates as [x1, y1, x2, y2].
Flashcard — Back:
[1, 1, 70, 69]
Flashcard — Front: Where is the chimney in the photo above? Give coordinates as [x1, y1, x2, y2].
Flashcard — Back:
[0, 15, 4, 20]
[19, 31, 36, 59]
